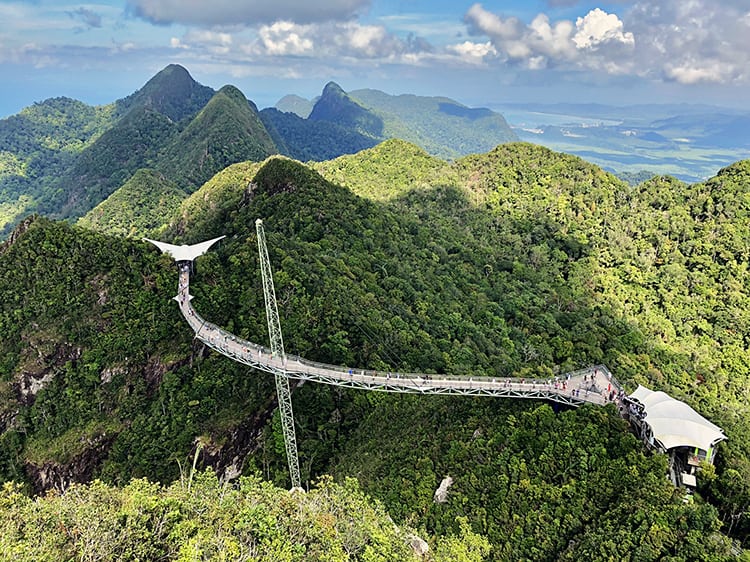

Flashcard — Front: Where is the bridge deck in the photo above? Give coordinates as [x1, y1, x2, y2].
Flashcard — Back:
[176, 264, 622, 407]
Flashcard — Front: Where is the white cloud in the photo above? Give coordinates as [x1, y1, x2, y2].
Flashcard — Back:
[447, 40, 497, 64]
[177, 20, 412, 61]
[464, 4, 521, 40]
[127, 0, 370, 26]
[462, 1, 750, 84]
[185, 30, 233, 48]
[464, 4, 633, 70]
[449, 41, 497, 58]
[664, 62, 726, 85]
[626, 0, 750, 84]
[258, 22, 314, 56]
[573, 8, 634, 49]
[528, 14, 576, 59]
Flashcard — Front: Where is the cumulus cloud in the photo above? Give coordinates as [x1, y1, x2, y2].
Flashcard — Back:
[573, 8, 633, 49]
[663, 60, 730, 85]
[165, 18, 504, 75]
[464, 3, 633, 71]
[625, 0, 750, 84]
[447, 40, 497, 63]
[127, 0, 370, 26]
[257, 22, 315, 56]
[463, 1, 750, 84]
[464, 4, 521, 41]
[174, 20, 417, 62]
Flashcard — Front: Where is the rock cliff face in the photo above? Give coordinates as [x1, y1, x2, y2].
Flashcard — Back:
[198, 397, 277, 482]
[25, 430, 117, 492]
[0, 215, 36, 254]
[15, 332, 81, 406]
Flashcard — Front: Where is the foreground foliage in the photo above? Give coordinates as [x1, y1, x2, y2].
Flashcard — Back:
[0, 471, 488, 561]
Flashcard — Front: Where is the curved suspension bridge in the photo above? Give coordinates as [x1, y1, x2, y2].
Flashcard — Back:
[178, 264, 618, 404]
[148, 221, 623, 488]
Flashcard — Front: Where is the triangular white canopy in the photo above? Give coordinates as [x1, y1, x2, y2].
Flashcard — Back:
[144, 236, 225, 262]
[629, 384, 726, 452]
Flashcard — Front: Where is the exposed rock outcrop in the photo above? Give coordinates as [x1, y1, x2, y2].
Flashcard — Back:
[434, 475, 453, 503]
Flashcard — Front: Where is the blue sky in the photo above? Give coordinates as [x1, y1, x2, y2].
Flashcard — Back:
[1, 0, 749, 117]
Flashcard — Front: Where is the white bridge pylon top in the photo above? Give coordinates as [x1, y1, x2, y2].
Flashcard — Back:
[147, 237, 622, 407]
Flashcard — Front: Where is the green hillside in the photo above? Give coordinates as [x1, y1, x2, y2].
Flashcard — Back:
[49, 106, 177, 218]
[170, 159, 265, 240]
[1, 473, 474, 561]
[312, 139, 450, 200]
[308, 82, 384, 138]
[114, 63, 215, 122]
[0, 142, 749, 559]
[21, 65, 219, 222]
[260, 107, 379, 162]
[157, 85, 277, 192]
[350, 88, 518, 160]
[0, 65, 279, 233]
[77, 168, 186, 237]
[0, 65, 524, 238]
[0, 97, 115, 232]
[263, 84, 520, 165]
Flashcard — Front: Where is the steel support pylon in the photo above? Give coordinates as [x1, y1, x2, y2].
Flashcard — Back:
[256, 219, 301, 490]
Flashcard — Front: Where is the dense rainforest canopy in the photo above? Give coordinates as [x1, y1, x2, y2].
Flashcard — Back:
[0, 140, 748, 560]
[0, 64, 517, 238]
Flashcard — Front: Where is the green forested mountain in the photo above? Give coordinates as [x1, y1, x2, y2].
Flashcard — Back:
[260, 107, 379, 162]
[156, 85, 277, 191]
[114, 63, 215, 122]
[0, 97, 115, 231]
[169, 160, 265, 239]
[260, 82, 386, 162]
[48, 105, 177, 218]
[0, 66, 519, 237]
[350, 88, 518, 159]
[270, 83, 520, 162]
[308, 82, 385, 138]
[275, 93, 317, 118]
[48, 76, 274, 219]
[77, 168, 186, 237]
[312, 138, 450, 200]
[0, 141, 748, 559]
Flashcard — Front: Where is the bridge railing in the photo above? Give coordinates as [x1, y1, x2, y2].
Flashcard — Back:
[181, 290, 621, 401]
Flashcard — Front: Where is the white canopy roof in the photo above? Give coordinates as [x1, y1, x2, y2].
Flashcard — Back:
[629, 384, 726, 452]
[144, 236, 225, 262]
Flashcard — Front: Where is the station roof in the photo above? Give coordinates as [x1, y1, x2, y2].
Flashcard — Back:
[629, 384, 726, 452]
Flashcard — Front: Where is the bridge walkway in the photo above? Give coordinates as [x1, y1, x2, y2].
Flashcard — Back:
[176, 264, 622, 407]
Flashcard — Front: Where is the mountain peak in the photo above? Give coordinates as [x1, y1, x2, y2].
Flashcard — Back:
[321, 81, 347, 97]
[115, 64, 215, 122]
[155, 83, 277, 191]
[217, 84, 259, 112]
[309, 82, 383, 138]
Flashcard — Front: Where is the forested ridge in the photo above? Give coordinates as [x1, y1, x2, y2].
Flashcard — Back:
[0, 140, 748, 560]
[0, 64, 518, 239]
